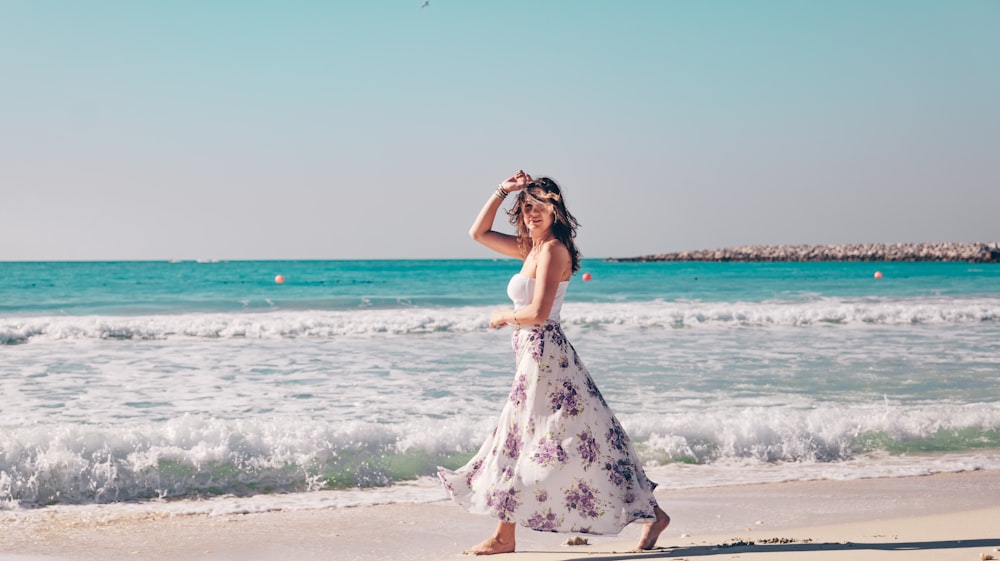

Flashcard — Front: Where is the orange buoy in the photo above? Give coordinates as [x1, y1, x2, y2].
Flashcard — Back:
[275, 275, 285, 284]
[582, 272, 592, 281]
[874, 271, 883, 279]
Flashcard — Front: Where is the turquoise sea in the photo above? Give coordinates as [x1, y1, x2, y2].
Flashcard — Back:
[1, 259, 998, 513]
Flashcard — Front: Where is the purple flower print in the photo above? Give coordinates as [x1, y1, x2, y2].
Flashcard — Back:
[605, 418, 628, 452]
[486, 487, 521, 522]
[549, 379, 582, 416]
[549, 323, 567, 348]
[502, 464, 515, 480]
[630, 498, 658, 520]
[503, 423, 522, 459]
[527, 509, 561, 532]
[584, 375, 609, 407]
[535, 488, 549, 503]
[627, 507, 656, 524]
[605, 458, 636, 488]
[527, 328, 545, 363]
[465, 458, 484, 487]
[577, 430, 600, 467]
[564, 480, 603, 519]
[531, 437, 568, 467]
[509, 374, 527, 408]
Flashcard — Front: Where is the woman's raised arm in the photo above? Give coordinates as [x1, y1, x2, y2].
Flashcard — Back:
[469, 171, 532, 259]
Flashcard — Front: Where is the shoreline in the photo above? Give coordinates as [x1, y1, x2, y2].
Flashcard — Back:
[2, 469, 998, 561]
[611, 241, 1000, 262]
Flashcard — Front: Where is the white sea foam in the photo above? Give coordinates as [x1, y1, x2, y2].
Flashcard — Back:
[10, 449, 1000, 518]
[2, 398, 999, 509]
[3, 288, 999, 512]
[3, 260, 998, 517]
[3, 297, 998, 344]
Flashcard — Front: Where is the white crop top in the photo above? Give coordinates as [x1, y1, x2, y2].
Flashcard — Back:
[506, 273, 569, 323]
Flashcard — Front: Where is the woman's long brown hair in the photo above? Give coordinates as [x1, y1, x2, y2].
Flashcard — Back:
[507, 177, 582, 274]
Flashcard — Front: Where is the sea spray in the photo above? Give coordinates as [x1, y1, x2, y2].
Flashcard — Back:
[3, 401, 1000, 508]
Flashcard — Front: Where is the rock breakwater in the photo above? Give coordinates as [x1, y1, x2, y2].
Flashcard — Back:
[611, 242, 1000, 263]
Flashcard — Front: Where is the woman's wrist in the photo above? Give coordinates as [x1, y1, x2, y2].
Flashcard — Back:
[495, 184, 509, 201]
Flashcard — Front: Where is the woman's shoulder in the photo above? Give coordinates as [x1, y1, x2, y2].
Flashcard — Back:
[537, 238, 570, 255]
[536, 239, 572, 279]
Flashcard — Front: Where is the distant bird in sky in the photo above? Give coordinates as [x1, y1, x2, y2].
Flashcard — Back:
[421, 1, 429, 7]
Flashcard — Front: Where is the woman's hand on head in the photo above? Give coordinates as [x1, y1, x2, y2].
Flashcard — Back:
[500, 170, 532, 192]
[489, 309, 509, 329]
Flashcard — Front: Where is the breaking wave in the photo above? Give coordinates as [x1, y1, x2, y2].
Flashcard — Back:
[3, 297, 998, 344]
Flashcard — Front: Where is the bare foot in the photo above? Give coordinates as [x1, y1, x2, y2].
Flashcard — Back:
[631, 506, 670, 552]
[463, 536, 515, 556]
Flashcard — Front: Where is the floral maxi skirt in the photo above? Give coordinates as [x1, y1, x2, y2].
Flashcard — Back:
[438, 321, 659, 534]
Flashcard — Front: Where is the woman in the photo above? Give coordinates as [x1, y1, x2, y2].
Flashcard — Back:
[437, 171, 670, 555]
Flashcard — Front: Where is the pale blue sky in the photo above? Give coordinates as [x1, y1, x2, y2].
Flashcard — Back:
[1, 0, 997, 260]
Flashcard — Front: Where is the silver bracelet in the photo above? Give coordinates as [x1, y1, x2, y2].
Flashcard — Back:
[495, 185, 509, 200]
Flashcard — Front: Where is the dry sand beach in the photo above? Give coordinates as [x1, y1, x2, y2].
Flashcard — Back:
[3, 469, 998, 561]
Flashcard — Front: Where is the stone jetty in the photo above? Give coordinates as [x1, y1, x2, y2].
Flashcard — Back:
[610, 242, 1000, 263]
